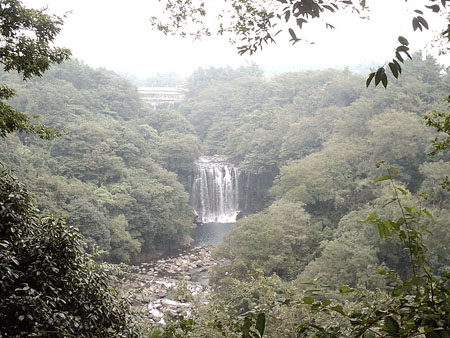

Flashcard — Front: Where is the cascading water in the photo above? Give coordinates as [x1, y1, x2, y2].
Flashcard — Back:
[191, 156, 240, 223]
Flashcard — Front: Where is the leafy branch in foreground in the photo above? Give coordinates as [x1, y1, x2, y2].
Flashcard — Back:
[0, 0, 71, 139]
[294, 162, 449, 337]
[425, 95, 450, 157]
[0, 166, 141, 337]
[424, 95, 450, 191]
[0, 84, 61, 139]
[151, 0, 450, 87]
[149, 162, 449, 337]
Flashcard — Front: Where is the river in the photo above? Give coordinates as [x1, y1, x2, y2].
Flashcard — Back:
[191, 222, 233, 246]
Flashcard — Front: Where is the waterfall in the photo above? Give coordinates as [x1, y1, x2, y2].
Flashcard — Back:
[191, 156, 240, 223]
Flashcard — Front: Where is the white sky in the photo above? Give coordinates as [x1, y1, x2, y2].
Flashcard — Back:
[23, 0, 450, 78]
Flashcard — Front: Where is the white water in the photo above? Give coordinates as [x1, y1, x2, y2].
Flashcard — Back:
[191, 156, 240, 223]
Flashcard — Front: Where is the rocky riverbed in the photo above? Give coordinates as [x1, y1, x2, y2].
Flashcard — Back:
[118, 245, 223, 324]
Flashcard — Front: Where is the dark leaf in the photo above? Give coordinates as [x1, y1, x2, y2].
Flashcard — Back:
[311, 303, 320, 311]
[425, 4, 440, 12]
[381, 73, 388, 88]
[288, 28, 297, 40]
[374, 175, 390, 183]
[331, 305, 345, 315]
[151, 329, 161, 338]
[256, 313, 266, 337]
[296, 18, 307, 28]
[384, 316, 400, 335]
[322, 299, 331, 306]
[412, 17, 422, 31]
[366, 72, 375, 87]
[374, 67, 385, 86]
[396, 45, 410, 52]
[241, 317, 252, 338]
[389, 62, 399, 79]
[417, 16, 429, 29]
[393, 59, 402, 73]
[284, 10, 290, 22]
[398, 36, 409, 45]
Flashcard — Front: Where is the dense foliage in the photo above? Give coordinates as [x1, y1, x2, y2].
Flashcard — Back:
[182, 54, 450, 283]
[0, 0, 71, 140]
[1, 4, 448, 332]
[146, 55, 450, 337]
[0, 60, 200, 262]
[0, 2, 147, 336]
[0, 167, 141, 337]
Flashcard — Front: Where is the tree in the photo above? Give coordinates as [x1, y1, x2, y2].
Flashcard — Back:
[425, 95, 450, 156]
[0, 0, 71, 139]
[0, 168, 139, 337]
[158, 130, 201, 174]
[151, 0, 450, 88]
[0, 58, 201, 262]
[0, 2, 144, 335]
[214, 200, 321, 280]
[292, 166, 450, 338]
[367, 109, 433, 190]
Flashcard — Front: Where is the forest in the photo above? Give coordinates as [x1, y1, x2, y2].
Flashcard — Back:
[1, 60, 200, 263]
[1, 0, 449, 337]
[2, 55, 450, 336]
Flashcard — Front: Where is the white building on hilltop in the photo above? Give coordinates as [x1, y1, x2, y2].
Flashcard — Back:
[137, 87, 188, 109]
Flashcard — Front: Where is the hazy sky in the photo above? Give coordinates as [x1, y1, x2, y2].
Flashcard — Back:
[24, 0, 450, 78]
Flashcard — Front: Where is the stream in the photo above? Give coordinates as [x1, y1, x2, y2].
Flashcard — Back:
[118, 155, 238, 324]
[192, 222, 233, 246]
[118, 223, 233, 324]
